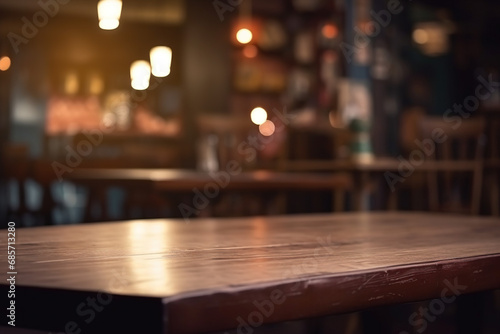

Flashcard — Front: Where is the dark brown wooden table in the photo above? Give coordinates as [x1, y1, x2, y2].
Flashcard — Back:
[1, 212, 500, 333]
[65, 168, 352, 221]
[67, 168, 352, 191]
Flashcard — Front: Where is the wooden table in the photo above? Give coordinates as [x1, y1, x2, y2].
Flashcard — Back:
[66, 168, 352, 221]
[67, 168, 352, 191]
[282, 158, 401, 210]
[1, 212, 499, 333]
[282, 158, 485, 211]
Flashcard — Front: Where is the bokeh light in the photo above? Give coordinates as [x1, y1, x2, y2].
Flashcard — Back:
[259, 120, 275, 136]
[250, 107, 267, 125]
[413, 29, 428, 44]
[130, 60, 151, 90]
[64, 72, 79, 95]
[236, 28, 253, 44]
[322, 23, 338, 39]
[0, 56, 11, 71]
[97, 0, 122, 30]
[243, 45, 258, 58]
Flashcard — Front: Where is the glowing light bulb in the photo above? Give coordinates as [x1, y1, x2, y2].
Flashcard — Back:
[97, 0, 122, 30]
[150, 46, 172, 77]
[130, 60, 151, 90]
[250, 107, 267, 125]
[259, 120, 275, 136]
[236, 28, 253, 44]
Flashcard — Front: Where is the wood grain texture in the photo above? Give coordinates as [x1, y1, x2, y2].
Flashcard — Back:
[1, 212, 500, 333]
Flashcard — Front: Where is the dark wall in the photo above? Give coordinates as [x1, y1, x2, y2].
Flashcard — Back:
[183, 0, 230, 116]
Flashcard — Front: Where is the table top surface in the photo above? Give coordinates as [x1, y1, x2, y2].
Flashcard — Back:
[65, 168, 353, 190]
[1, 212, 500, 333]
[282, 157, 482, 172]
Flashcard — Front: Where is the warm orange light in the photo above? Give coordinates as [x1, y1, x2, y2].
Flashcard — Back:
[64, 72, 79, 95]
[250, 107, 267, 125]
[413, 28, 428, 44]
[0, 56, 11, 71]
[322, 23, 338, 39]
[243, 45, 258, 58]
[259, 120, 275, 136]
[236, 28, 253, 44]
[89, 73, 104, 95]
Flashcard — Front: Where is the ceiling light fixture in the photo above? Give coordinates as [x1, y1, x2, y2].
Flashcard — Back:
[150, 46, 172, 77]
[130, 60, 151, 90]
[97, 0, 122, 30]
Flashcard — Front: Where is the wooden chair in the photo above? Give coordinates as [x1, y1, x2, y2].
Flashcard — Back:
[388, 107, 427, 211]
[419, 116, 486, 215]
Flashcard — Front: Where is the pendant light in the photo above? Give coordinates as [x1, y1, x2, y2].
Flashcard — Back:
[130, 60, 151, 90]
[149, 46, 172, 77]
[97, 0, 122, 30]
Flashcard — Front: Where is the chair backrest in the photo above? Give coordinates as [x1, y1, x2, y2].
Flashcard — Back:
[400, 107, 426, 154]
[419, 116, 486, 161]
[419, 116, 486, 214]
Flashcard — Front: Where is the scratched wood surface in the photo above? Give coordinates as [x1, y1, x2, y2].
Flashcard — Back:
[1, 212, 500, 333]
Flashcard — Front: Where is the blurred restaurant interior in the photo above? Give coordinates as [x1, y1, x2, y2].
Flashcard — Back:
[1, 0, 500, 332]
[1, 0, 499, 224]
